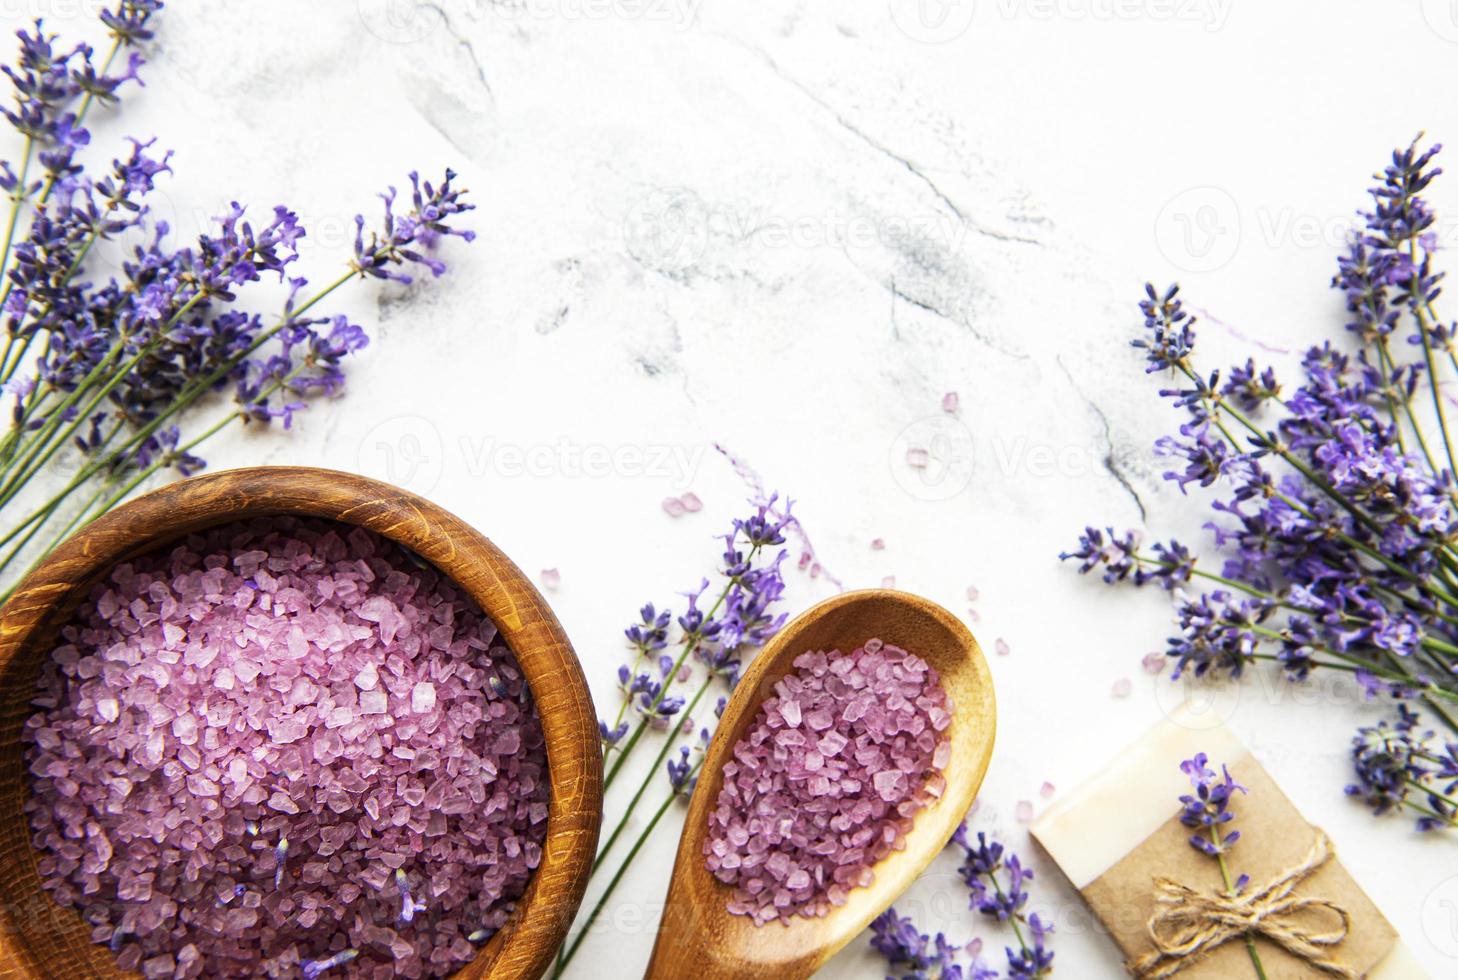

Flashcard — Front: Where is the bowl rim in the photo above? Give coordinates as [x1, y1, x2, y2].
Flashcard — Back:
[0, 465, 602, 980]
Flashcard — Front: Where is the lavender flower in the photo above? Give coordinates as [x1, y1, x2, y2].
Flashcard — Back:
[1178, 754, 1262, 974]
[626, 603, 672, 654]
[869, 909, 966, 980]
[1067, 140, 1458, 831]
[395, 868, 425, 924]
[948, 825, 1055, 979]
[351, 170, 475, 283]
[1347, 706, 1458, 831]
[1059, 526, 1138, 582]
[1179, 753, 1245, 857]
[557, 493, 797, 977]
[0, 2, 474, 607]
[301, 949, 359, 980]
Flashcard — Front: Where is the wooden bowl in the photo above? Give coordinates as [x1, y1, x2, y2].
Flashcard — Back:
[645, 589, 996, 980]
[0, 466, 602, 979]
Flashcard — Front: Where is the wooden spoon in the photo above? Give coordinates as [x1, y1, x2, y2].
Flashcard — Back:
[644, 589, 996, 980]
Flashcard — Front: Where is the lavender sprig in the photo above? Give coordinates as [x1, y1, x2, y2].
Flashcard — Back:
[1065, 138, 1458, 832]
[0, 2, 474, 601]
[1179, 754, 1264, 978]
[951, 827, 1055, 979]
[554, 494, 794, 979]
[869, 909, 969, 980]
[1347, 706, 1458, 831]
[867, 825, 1055, 980]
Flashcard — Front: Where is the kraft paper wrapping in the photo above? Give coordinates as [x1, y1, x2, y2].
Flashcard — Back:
[1031, 708, 1423, 979]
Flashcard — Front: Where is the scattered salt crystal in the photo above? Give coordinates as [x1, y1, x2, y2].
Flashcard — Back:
[706, 639, 951, 925]
[661, 497, 687, 517]
[539, 568, 561, 590]
[1040, 781, 1056, 799]
[942, 391, 959, 413]
[906, 447, 930, 469]
[25, 516, 550, 976]
[1016, 800, 1034, 823]
[881, 575, 897, 588]
[965, 585, 979, 601]
[1142, 652, 1166, 675]
[870, 538, 885, 551]
[1111, 677, 1132, 698]
[680, 492, 703, 513]
[994, 638, 1010, 657]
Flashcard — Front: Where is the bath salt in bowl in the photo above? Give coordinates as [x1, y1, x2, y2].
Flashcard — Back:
[704, 639, 951, 925]
[0, 468, 601, 980]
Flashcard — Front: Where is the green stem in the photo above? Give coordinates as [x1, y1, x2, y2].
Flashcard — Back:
[602, 545, 763, 791]
[1408, 246, 1458, 482]
[0, 268, 361, 554]
[1401, 798, 1458, 829]
[595, 680, 713, 871]
[1406, 776, 1458, 812]
[0, 281, 212, 506]
[554, 759, 702, 979]
[0, 36, 123, 323]
[0, 135, 33, 341]
[1208, 824, 1267, 980]
[1376, 336, 1440, 474]
[0, 478, 113, 604]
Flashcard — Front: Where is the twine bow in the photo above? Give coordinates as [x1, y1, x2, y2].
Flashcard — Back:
[1131, 831, 1354, 979]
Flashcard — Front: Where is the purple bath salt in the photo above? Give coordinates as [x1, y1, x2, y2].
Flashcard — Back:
[24, 516, 550, 978]
[703, 639, 952, 926]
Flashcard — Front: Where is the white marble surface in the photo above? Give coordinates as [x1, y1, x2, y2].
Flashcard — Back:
[9, 0, 1458, 975]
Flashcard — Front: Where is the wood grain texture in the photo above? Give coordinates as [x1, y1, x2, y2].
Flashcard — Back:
[0, 466, 602, 980]
[644, 589, 996, 980]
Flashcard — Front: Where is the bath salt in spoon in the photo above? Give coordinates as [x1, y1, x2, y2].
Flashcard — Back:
[645, 589, 996, 980]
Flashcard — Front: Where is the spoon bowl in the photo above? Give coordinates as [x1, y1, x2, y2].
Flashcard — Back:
[645, 589, 995, 980]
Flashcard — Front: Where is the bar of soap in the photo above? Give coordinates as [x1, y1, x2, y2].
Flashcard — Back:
[1030, 705, 1425, 979]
